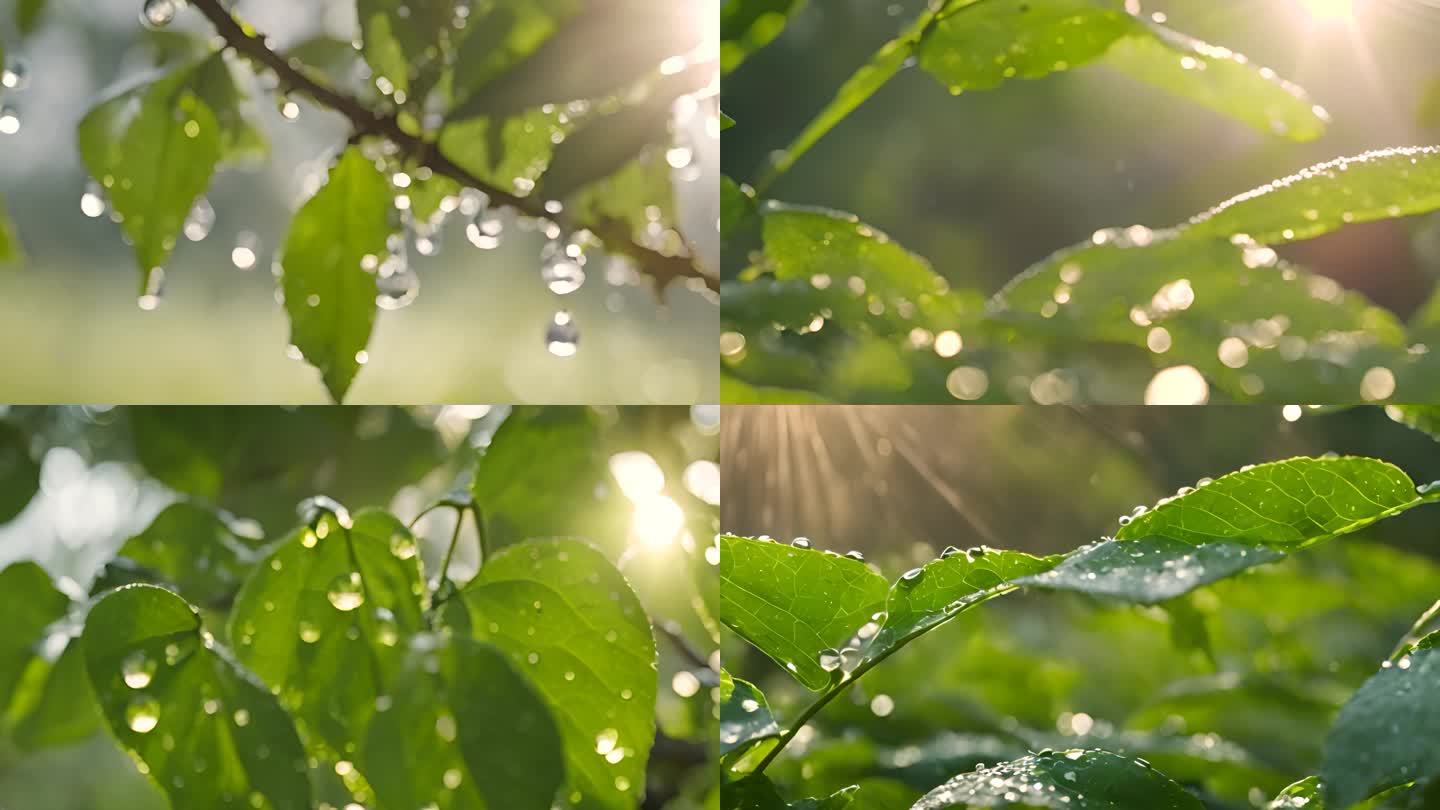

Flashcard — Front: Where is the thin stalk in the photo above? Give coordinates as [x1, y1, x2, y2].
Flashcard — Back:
[437, 505, 468, 587]
[752, 585, 1018, 774]
[473, 505, 490, 570]
[1391, 598, 1440, 661]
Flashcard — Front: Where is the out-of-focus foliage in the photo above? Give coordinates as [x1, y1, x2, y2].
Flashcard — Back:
[719, 405, 1440, 809]
[721, 0, 1440, 404]
[0, 405, 720, 810]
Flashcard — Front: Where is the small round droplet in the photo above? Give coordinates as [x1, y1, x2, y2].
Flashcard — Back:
[0, 105, 21, 136]
[546, 310, 579, 357]
[791, 537, 811, 549]
[1, 58, 29, 91]
[137, 267, 166, 311]
[81, 180, 107, 218]
[183, 197, 215, 242]
[541, 252, 586, 295]
[127, 696, 161, 733]
[327, 572, 365, 612]
[297, 495, 352, 528]
[141, 0, 180, 28]
[122, 651, 157, 689]
[899, 567, 925, 585]
[818, 648, 842, 672]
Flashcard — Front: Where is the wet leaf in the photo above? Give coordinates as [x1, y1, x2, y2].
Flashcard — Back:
[1321, 645, 1440, 808]
[438, 106, 573, 196]
[451, 0, 581, 105]
[721, 0, 807, 75]
[0, 420, 38, 523]
[77, 64, 221, 291]
[116, 501, 264, 606]
[361, 633, 565, 810]
[227, 509, 424, 759]
[719, 534, 889, 690]
[82, 585, 311, 810]
[723, 112, 736, 130]
[189, 51, 267, 164]
[720, 668, 782, 759]
[1018, 537, 1285, 604]
[470, 406, 606, 550]
[1268, 776, 1324, 809]
[355, 0, 453, 96]
[910, 749, 1204, 809]
[463, 538, 656, 810]
[0, 562, 70, 712]
[866, 547, 1058, 663]
[7, 637, 102, 750]
[279, 146, 392, 403]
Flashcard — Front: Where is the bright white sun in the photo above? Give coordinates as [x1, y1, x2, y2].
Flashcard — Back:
[1297, 0, 1356, 22]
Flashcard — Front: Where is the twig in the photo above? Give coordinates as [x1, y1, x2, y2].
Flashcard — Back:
[189, 0, 717, 292]
[1390, 598, 1440, 662]
[657, 620, 713, 672]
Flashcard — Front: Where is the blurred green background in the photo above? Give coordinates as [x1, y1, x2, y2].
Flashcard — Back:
[722, 0, 1440, 319]
[0, 0, 719, 404]
[0, 404, 721, 809]
[720, 405, 1440, 807]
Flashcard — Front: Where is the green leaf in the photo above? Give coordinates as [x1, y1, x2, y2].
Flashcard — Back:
[189, 52, 268, 164]
[463, 538, 656, 810]
[1019, 537, 1284, 604]
[720, 374, 835, 404]
[7, 638, 103, 750]
[0, 193, 23, 266]
[78, 64, 222, 290]
[919, 1, 1323, 140]
[227, 509, 424, 758]
[1186, 146, 1440, 244]
[279, 146, 392, 403]
[718, 534, 889, 690]
[16, 0, 47, 33]
[1115, 457, 1432, 548]
[722, 775, 858, 810]
[0, 420, 39, 523]
[355, 0, 454, 97]
[470, 407, 606, 549]
[361, 632, 565, 810]
[438, 106, 574, 196]
[0, 562, 70, 713]
[565, 148, 677, 249]
[82, 584, 311, 810]
[910, 749, 1204, 809]
[451, 0, 581, 105]
[721, 0, 807, 75]
[865, 547, 1058, 664]
[117, 501, 264, 606]
[722, 112, 736, 130]
[720, 668, 782, 759]
[1320, 644, 1440, 808]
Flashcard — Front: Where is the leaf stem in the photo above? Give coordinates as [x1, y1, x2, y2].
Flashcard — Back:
[187, 0, 717, 292]
[752, 585, 1019, 774]
[437, 505, 467, 587]
[1390, 598, 1440, 661]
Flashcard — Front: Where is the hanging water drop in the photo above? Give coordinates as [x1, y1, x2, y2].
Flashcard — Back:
[540, 249, 586, 295]
[183, 197, 214, 242]
[327, 572, 366, 611]
[80, 180, 107, 218]
[1, 58, 29, 91]
[0, 105, 20, 136]
[127, 696, 161, 733]
[277, 94, 300, 121]
[466, 209, 504, 249]
[231, 231, 259, 270]
[297, 494, 352, 528]
[141, 0, 181, 28]
[546, 310, 579, 357]
[376, 267, 420, 310]
[137, 267, 166, 311]
[817, 648, 842, 672]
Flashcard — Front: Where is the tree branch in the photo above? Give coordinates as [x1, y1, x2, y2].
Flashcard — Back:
[190, 0, 717, 293]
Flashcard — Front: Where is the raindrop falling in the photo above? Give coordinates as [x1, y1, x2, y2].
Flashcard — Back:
[183, 197, 215, 242]
[466, 209, 504, 249]
[327, 572, 365, 612]
[546, 310, 579, 357]
[376, 267, 420, 310]
[140, 0, 181, 29]
[277, 94, 300, 121]
[126, 696, 161, 733]
[231, 231, 259, 270]
[1, 58, 29, 91]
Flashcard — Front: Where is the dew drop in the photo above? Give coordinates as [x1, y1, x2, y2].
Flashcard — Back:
[327, 572, 365, 612]
[140, 0, 180, 28]
[376, 266, 420, 310]
[299, 621, 322, 644]
[1, 58, 29, 91]
[818, 648, 842, 672]
[137, 267, 166, 311]
[127, 696, 161, 733]
[183, 197, 214, 242]
[122, 651, 157, 689]
[81, 180, 107, 218]
[540, 251, 586, 295]
[0, 105, 18, 136]
[546, 310, 579, 357]
[790, 537, 811, 549]
[899, 567, 925, 585]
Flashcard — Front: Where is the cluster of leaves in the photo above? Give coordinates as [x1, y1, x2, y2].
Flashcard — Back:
[719, 0, 1440, 404]
[1, 0, 713, 402]
[0, 405, 720, 810]
[719, 406, 1440, 808]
